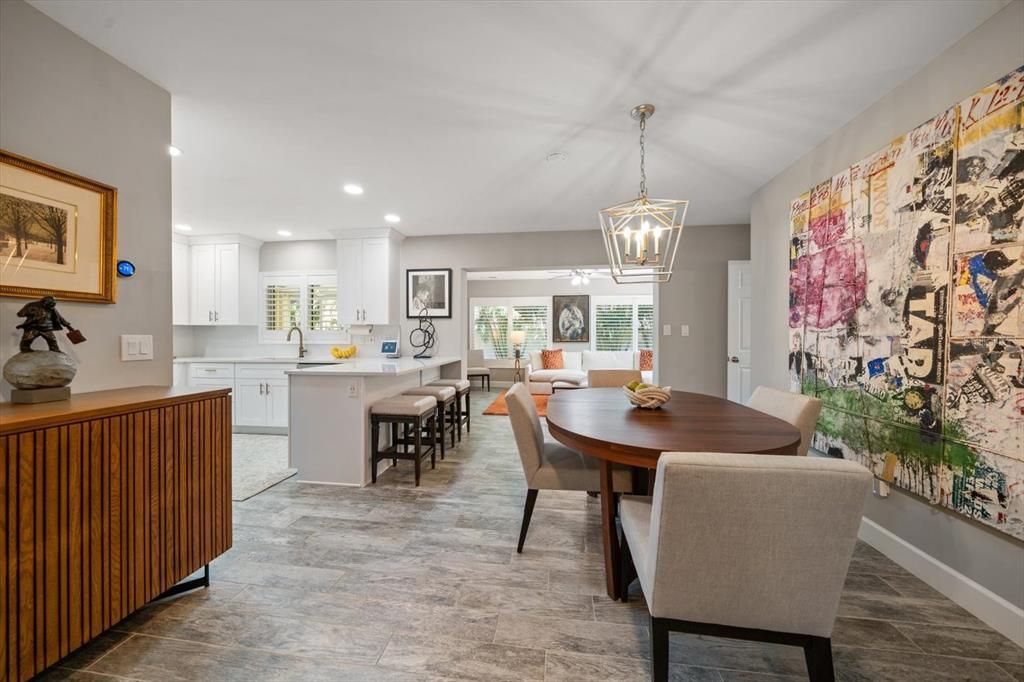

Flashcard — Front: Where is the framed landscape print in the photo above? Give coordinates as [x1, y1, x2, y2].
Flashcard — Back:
[0, 150, 117, 303]
[552, 294, 589, 343]
[407, 268, 452, 318]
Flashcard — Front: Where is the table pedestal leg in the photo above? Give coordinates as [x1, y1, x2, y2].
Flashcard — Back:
[600, 459, 621, 600]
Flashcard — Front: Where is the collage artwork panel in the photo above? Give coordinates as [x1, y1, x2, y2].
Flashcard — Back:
[789, 66, 1024, 540]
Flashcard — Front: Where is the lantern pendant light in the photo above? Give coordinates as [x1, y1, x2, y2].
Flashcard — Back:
[599, 104, 687, 284]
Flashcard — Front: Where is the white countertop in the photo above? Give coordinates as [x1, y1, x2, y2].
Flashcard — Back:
[173, 356, 348, 364]
[286, 356, 461, 377]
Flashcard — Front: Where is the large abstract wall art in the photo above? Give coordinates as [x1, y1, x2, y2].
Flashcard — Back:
[788, 66, 1024, 540]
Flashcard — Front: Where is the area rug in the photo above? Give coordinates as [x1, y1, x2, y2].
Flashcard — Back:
[232, 433, 297, 501]
[482, 390, 549, 417]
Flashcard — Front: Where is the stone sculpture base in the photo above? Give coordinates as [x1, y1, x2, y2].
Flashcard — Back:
[10, 386, 71, 404]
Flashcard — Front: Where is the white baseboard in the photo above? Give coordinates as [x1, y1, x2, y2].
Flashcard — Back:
[859, 517, 1024, 646]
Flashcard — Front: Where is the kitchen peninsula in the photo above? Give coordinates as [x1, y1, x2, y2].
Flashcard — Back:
[286, 356, 462, 485]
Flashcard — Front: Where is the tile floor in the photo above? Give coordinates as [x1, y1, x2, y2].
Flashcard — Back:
[40, 390, 1023, 681]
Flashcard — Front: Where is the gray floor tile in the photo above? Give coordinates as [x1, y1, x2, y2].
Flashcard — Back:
[894, 622, 1024, 662]
[833, 645, 1017, 681]
[494, 612, 649, 659]
[377, 633, 546, 680]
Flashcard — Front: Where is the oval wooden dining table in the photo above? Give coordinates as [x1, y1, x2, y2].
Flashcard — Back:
[545, 388, 802, 599]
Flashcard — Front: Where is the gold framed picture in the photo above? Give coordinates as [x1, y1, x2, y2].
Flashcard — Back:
[0, 149, 117, 303]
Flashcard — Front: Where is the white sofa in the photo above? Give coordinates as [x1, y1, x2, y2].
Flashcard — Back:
[526, 350, 652, 395]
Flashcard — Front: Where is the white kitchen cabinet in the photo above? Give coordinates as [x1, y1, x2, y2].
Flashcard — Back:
[265, 378, 289, 428]
[172, 238, 190, 325]
[336, 235, 400, 325]
[234, 379, 267, 427]
[188, 238, 259, 325]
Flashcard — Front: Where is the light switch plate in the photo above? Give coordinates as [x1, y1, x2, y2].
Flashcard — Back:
[680, 325, 690, 337]
[120, 334, 154, 361]
[662, 324, 672, 336]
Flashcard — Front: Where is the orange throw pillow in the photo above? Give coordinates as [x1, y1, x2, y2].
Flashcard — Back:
[639, 349, 653, 371]
[541, 349, 564, 369]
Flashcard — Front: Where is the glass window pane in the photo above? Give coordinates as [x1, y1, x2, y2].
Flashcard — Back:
[308, 282, 339, 331]
[511, 304, 548, 354]
[473, 305, 509, 359]
[595, 304, 634, 351]
[637, 303, 654, 350]
[265, 283, 302, 331]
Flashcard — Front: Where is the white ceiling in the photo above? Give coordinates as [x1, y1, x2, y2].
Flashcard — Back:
[30, 0, 1008, 242]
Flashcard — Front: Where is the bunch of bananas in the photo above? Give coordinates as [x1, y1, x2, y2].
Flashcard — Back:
[330, 345, 358, 359]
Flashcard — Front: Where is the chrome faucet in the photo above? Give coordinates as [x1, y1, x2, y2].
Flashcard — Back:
[287, 326, 307, 358]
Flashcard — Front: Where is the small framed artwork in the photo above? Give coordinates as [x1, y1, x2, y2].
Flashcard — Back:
[553, 294, 589, 343]
[407, 268, 452, 318]
[0, 150, 117, 303]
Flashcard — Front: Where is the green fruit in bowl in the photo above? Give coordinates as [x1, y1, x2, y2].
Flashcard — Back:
[626, 380, 642, 391]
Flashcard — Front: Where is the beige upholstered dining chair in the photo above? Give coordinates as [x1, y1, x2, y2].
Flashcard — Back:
[466, 349, 491, 390]
[505, 383, 632, 552]
[587, 369, 643, 388]
[619, 452, 871, 682]
[747, 386, 823, 456]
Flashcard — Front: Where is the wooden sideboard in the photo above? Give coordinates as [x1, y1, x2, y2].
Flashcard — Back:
[1, 386, 233, 682]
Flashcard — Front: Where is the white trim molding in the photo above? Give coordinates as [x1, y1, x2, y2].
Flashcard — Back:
[859, 517, 1024, 647]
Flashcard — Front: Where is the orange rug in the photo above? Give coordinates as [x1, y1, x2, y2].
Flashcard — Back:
[482, 390, 549, 417]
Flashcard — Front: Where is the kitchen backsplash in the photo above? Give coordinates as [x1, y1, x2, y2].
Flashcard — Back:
[173, 324, 403, 359]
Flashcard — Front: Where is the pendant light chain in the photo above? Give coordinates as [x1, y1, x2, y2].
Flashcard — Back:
[638, 112, 647, 199]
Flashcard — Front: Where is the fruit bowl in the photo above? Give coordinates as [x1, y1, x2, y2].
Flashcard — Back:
[623, 383, 672, 409]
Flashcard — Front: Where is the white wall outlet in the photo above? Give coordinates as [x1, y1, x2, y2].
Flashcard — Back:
[347, 382, 359, 398]
[120, 334, 154, 361]
[662, 324, 672, 336]
[680, 325, 690, 337]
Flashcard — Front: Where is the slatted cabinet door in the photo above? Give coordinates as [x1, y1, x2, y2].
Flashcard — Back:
[0, 387, 232, 682]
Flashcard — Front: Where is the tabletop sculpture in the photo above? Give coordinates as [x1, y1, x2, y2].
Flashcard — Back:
[3, 295, 86, 403]
[410, 309, 436, 359]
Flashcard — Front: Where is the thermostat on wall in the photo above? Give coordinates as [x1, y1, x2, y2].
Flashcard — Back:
[381, 339, 400, 358]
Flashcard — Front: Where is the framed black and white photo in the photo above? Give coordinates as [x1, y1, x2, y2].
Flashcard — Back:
[407, 268, 452, 318]
[552, 294, 589, 343]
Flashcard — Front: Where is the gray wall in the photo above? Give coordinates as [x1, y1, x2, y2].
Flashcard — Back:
[656, 224, 749, 397]
[749, 0, 1024, 606]
[0, 0, 172, 398]
[401, 225, 747, 395]
[259, 239, 336, 271]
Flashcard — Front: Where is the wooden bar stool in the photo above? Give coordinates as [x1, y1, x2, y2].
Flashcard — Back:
[429, 378, 471, 440]
[370, 394, 437, 486]
[403, 385, 457, 459]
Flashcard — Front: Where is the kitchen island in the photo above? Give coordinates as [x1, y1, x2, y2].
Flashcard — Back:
[286, 356, 462, 485]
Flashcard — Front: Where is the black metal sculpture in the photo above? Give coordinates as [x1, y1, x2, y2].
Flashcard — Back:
[16, 295, 86, 352]
[410, 309, 436, 359]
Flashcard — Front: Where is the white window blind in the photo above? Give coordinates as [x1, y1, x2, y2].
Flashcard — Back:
[260, 271, 343, 343]
[637, 304, 655, 349]
[473, 304, 509, 359]
[511, 304, 548, 355]
[594, 304, 635, 351]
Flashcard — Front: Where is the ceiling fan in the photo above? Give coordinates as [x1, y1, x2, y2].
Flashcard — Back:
[546, 268, 594, 286]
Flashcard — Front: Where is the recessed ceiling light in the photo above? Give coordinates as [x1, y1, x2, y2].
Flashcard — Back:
[277, 229, 293, 237]
[168, 145, 182, 157]
[342, 183, 364, 195]
[545, 151, 567, 163]
[384, 214, 401, 224]
[174, 224, 192, 231]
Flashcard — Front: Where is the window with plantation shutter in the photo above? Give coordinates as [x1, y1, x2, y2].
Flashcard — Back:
[511, 304, 549, 355]
[260, 271, 344, 343]
[472, 304, 509, 359]
[594, 304, 634, 351]
[637, 304, 654, 349]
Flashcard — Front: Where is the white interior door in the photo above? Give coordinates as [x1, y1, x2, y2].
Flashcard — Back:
[727, 260, 753, 403]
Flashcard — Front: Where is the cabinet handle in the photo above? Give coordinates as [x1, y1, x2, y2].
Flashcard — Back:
[266, 383, 271, 395]
[214, 311, 219, 322]
[208, 310, 213, 322]
[259, 382, 264, 395]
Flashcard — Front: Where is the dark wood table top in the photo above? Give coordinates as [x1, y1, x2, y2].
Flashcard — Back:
[0, 385, 231, 435]
[546, 388, 802, 467]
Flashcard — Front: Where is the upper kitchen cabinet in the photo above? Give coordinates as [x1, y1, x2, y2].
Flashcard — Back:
[335, 230, 402, 325]
[182, 235, 261, 325]
[171, 235, 190, 325]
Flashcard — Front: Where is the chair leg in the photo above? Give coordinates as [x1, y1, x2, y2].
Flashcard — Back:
[370, 418, 380, 484]
[449, 401, 457, 447]
[465, 392, 471, 432]
[650, 616, 670, 682]
[437, 406, 446, 460]
[619, 532, 636, 603]
[804, 637, 834, 682]
[414, 416, 422, 487]
[517, 489, 538, 553]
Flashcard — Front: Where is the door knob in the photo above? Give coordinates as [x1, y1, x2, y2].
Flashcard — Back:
[728, 356, 739, 363]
